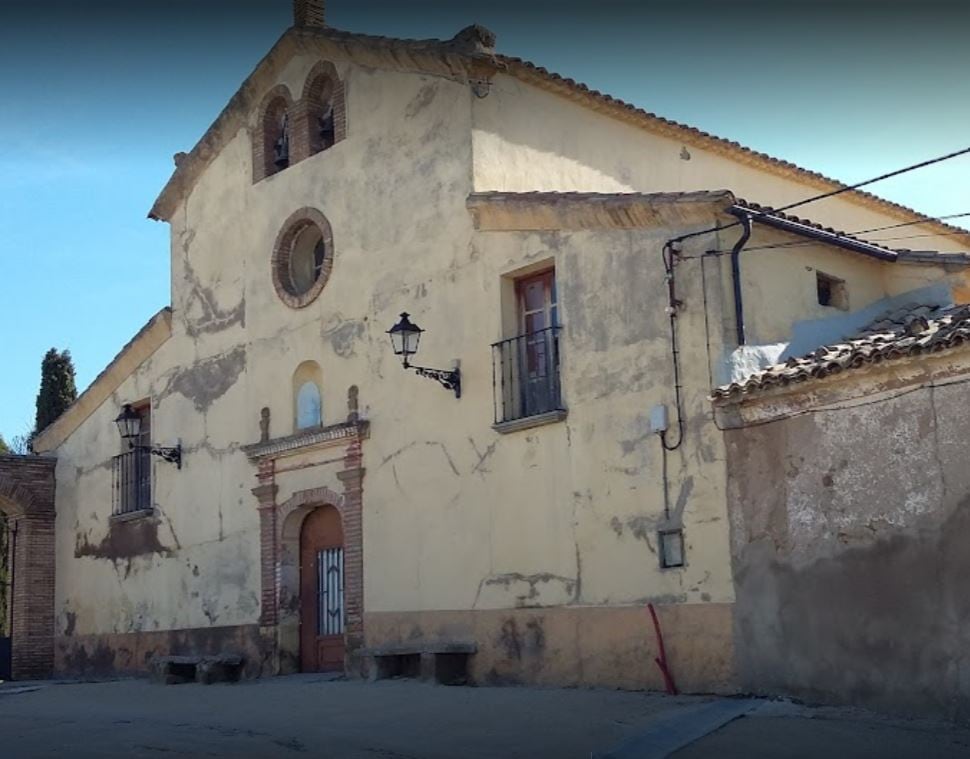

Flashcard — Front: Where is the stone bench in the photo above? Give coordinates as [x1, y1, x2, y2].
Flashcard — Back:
[149, 654, 244, 685]
[361, 641, 477, 686]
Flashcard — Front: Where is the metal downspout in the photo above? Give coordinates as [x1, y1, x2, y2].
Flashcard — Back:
[730, 214, 753, 346]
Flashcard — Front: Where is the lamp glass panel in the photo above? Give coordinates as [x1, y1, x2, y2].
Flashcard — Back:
[115, 407, 141, 440]
[403, 328, 421, 356]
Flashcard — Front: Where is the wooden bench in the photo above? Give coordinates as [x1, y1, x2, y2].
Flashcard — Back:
[149, 654, 244, 685]
[361, 641, 477, 686]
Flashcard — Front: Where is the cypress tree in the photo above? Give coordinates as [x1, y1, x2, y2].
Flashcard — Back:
[34, 348, 78, 435]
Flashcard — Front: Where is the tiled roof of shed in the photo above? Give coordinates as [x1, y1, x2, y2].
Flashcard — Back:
[733, 201, 970, 264]
[712, 303, 970, 401]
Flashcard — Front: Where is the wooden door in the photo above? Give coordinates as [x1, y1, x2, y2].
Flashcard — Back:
[299, 506, 345, 672]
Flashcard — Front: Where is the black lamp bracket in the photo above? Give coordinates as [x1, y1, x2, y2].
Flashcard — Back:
[404, 361, 461, 399]
[131, 442, 183, 470]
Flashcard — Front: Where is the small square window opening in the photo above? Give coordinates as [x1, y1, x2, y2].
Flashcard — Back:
[816, 272, 848, 311]
[659, 529, 685, 569]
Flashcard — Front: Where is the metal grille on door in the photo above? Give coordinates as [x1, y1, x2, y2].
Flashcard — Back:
[316, 547, 345, 636]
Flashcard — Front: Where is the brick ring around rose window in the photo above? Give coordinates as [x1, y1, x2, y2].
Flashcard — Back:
[271, 208, 334, 308]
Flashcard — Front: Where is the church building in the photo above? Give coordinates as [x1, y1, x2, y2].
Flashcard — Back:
[4, 1, 970, 709]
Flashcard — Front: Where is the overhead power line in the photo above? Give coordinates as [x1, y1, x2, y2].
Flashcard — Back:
[669, 145, 970, 246]
[686, 211, 970, 258]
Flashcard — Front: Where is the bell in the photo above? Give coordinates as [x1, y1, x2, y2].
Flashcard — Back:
[318, 108, 335, 149]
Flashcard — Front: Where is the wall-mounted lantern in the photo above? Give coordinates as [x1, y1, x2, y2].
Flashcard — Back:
[114, 404, 182, 469]
[386, 312, 461, 399]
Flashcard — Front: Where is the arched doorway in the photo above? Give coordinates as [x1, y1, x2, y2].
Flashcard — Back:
[299, 505, 345, 672]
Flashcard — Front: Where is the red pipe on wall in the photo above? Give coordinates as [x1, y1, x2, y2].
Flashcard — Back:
[648, 603, 678, 695]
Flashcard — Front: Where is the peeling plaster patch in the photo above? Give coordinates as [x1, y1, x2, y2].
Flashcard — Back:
[498, 617, 546, 661]
[674, 476, 695, 519]
[62, 610, 77, 637]
[626, 515, 657, 543]
[474, 572, 578, 608]
[75, 517, 174, 578]
[620, 428, 652, 456]
[159, 347, 246, 413]
[405, 83, 439, 119]
[559, 245, 666, 353]
[632, 593, 688, 605]
[573, 543, 583, 603]
[322, 318, 365, 358]
[181, 256, 246, 339]
[201, 598, 219, 625]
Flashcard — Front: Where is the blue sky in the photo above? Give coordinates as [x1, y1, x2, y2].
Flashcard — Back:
[1, 0, 969, 442]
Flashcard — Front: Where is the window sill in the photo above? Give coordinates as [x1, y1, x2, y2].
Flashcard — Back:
[493, 409, 567, 435]
[110, 508, 155, 524]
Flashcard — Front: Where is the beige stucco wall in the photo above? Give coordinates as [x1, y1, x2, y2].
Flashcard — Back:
[52, 55, 478, 658]
[471, 75, 969, 254]
[51, 54, 738, 663]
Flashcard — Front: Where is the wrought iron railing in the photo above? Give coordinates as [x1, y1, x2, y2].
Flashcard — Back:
[112, 449, 152, 515]
[491, 326, 564, 425]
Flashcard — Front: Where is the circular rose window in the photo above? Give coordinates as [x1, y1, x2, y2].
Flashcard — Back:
[272, 208, 333, 308]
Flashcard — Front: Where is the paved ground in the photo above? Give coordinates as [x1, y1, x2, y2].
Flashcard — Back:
[1, 676, 969, 758]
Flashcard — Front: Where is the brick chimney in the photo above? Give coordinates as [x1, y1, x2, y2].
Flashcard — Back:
[294, 0, 325, 28]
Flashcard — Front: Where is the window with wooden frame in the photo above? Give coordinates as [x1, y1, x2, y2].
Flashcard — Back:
[492, 268, 564, 425]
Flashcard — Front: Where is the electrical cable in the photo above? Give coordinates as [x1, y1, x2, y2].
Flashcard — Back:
[680, 220, 970, 260]
[657, 147, 970, 453]
[667, 145, 970, 246]
[659, 241, 685, 451]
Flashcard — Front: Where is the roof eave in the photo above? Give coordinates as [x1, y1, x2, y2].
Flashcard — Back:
[730, 204, 899, 261]
[147, 25, 970, 243]
[32, 308, 173, 453]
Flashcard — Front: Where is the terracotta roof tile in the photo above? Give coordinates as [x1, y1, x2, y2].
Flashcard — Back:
[713, 303, 970, 401]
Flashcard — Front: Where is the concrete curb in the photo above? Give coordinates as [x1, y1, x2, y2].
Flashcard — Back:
[598, 698, 765, 759]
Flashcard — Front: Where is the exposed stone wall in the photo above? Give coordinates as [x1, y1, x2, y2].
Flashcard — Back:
[723, 364, 970, 721]
[0, 455, 56, 680]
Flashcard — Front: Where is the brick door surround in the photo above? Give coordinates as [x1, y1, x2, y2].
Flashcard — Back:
[245, 414, 366, 674]
[0, 454, 56, 680]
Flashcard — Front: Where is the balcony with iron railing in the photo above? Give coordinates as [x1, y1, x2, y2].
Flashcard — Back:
[112, 448, 152, 516]
[491, 325, 566, 431]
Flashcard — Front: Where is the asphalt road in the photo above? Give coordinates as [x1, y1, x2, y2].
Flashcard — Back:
[1, 676, 968, 758]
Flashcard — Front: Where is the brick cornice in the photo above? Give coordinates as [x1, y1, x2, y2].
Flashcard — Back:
[243, 420, 369, 461]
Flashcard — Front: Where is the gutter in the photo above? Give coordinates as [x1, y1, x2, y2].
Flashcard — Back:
[728, 213, 753, 346]
[731, 204, 899, 261]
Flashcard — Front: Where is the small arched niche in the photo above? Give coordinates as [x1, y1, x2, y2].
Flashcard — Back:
[293, 361, 324, 431]
[301, 61, 346, 157]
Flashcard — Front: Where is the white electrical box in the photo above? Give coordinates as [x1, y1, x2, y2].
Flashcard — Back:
[650, 404, 668, 434]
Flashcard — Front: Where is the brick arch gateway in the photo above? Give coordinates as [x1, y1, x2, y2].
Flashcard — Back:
[0, 455, 56, 680]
